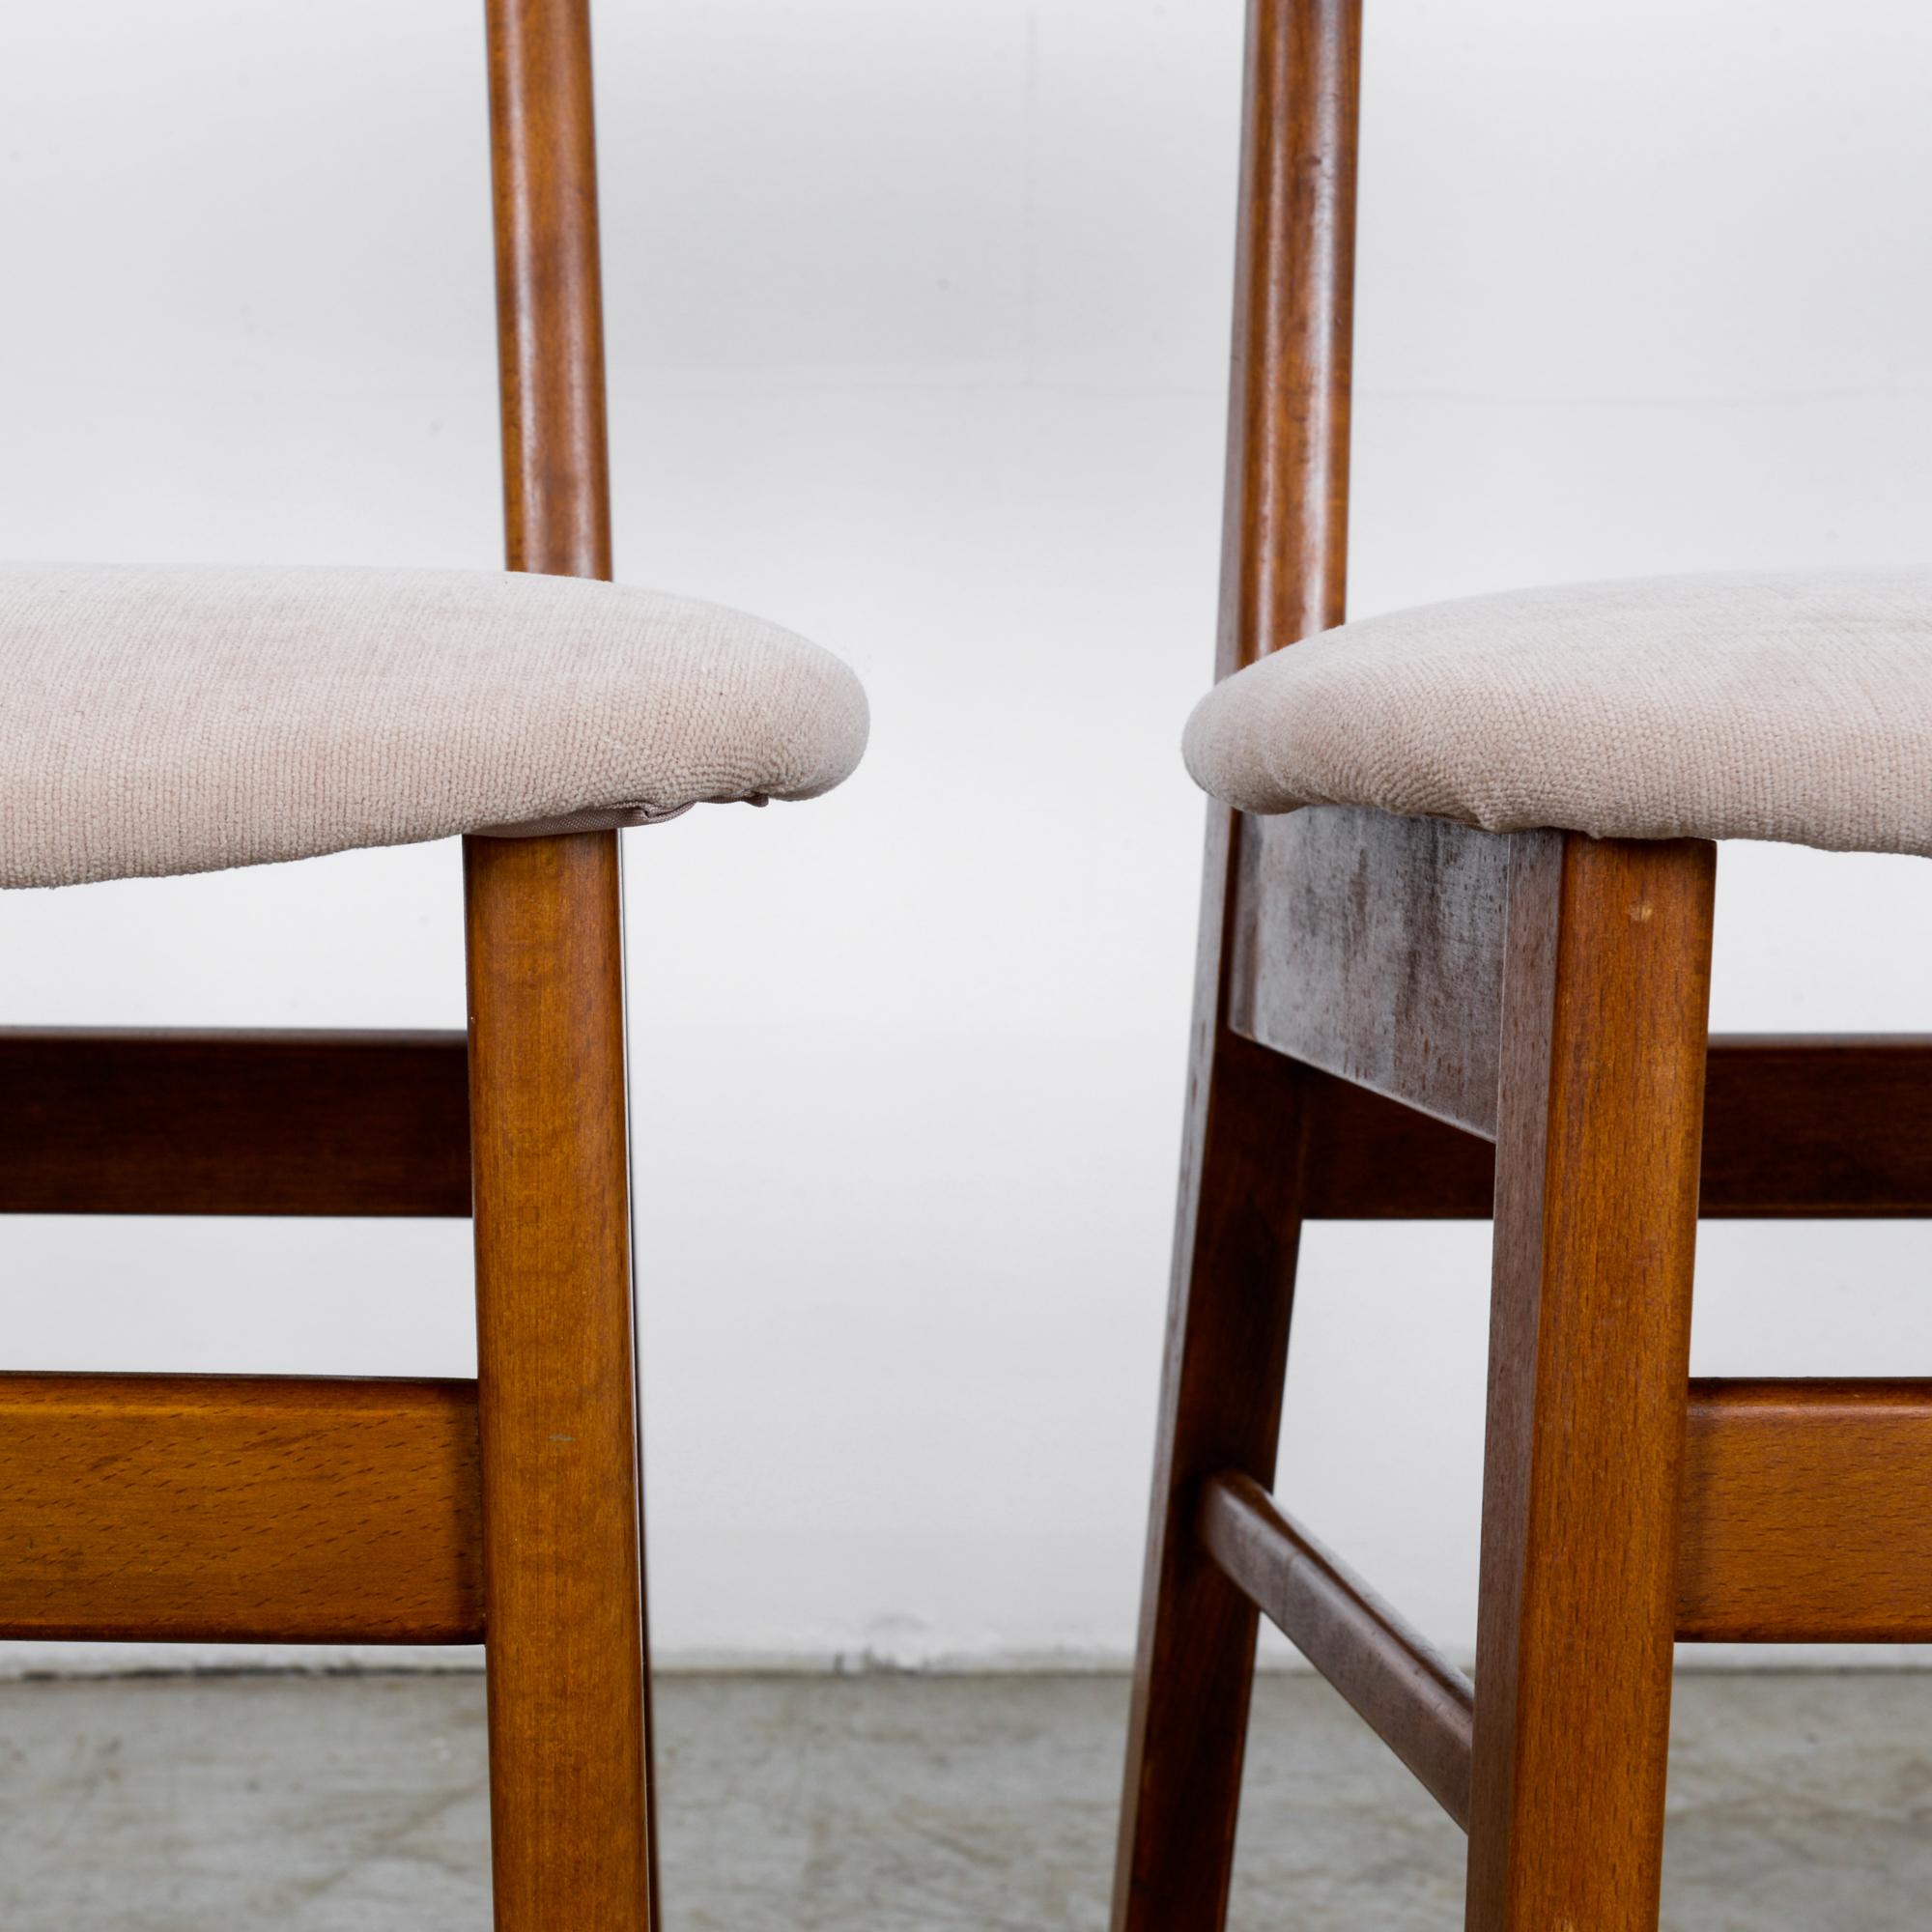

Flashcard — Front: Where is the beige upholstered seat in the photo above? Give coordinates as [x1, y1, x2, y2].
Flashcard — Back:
[0, 563, 868, 889]
[1182, 569, 1932, 858]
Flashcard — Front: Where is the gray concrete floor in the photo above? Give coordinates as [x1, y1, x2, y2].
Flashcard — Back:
[0, 1670, 1923, 1928]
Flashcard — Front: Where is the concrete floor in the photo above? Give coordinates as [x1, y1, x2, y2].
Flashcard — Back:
[0, 1671, 1923, 1928]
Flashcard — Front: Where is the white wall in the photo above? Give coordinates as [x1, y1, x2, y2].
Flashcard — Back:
[3, 0, 1930, 1672]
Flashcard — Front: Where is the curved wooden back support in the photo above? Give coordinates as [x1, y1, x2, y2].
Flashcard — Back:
[1217, 0, 1362, 678]
[486, 0, 613, 581]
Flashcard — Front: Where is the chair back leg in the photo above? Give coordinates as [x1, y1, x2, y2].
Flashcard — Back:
[1112, 818, 1312, 1932]
[466, 828, 657, 1932]
[1115, 0, 1364, 1897]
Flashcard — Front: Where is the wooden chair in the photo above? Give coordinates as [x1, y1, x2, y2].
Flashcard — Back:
[1114, 5, 1932, 1928]
[0, 4, 864, 1925]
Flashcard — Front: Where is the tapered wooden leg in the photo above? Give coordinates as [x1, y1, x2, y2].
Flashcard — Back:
[1465, 833, 1717, 1932]
[1113, 818, 1310, 1932]
[465, 830, 656, 1932]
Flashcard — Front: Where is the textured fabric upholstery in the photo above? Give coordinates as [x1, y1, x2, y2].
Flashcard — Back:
[1182, 570, 1932, 857]
[0, 563, 868, 888]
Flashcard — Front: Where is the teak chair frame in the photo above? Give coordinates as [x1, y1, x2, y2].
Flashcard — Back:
[0, 3, 662, 1925]
[1114, 5, 1932, 1930]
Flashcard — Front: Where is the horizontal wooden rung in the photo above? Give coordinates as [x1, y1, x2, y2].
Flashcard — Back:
[1678, 1378, 1932, 1643]
[1196, 1471, 1473, 1830]
[0, 1374, 482, 1644]
[1290, 1036, 1932, 1219]
[0, 1028, 472, 1217]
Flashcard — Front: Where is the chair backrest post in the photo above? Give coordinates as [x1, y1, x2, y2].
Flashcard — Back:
[485, 0, 613, 582]
[1216, 0, 1363, 678]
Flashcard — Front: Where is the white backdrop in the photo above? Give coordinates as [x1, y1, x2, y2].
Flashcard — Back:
[2, 0, 1930, 1672]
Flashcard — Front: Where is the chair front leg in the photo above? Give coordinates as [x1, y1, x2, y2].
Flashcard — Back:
[1465, 832, 1716, 1932]
[465, 829, 657, 1932]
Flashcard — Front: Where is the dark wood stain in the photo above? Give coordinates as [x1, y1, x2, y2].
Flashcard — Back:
[1292, 1037, 1932, 1219]
[488, 0, 611, 582]
[1698, 1037, 1932, 1217]
[1231, 807, 1511, 1138]
[1112, 4, 1363, 1929]
[0, 1028, 470, 1217]
[1198, 1472, 1473, 1829]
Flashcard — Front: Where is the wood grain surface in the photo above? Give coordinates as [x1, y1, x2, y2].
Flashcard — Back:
[1679, 1379, 1932, 1642]
[487, 0, 611, 582]
[1465, 832, 1716, 1932]
[0, 1028, 470, 1217]
[466, 832, 652, 1930]
[1290, 1037, 1932, 1218]
[1198, 1472, 1473, 1829]
[1112, 4, 1363, 1929]
[1231, 807, 1511, 1138]
[476, 1, 655, 1926]
[0, 1375, 480, 1643]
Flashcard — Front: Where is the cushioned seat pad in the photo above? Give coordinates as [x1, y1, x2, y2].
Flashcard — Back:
[1182, 570, 1932, 857]
[0, 563, 867, 888]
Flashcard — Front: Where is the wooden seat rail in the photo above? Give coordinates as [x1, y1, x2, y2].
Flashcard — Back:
[5, 1022, 1924, 1221]
[0, 1028, 471, 1217]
